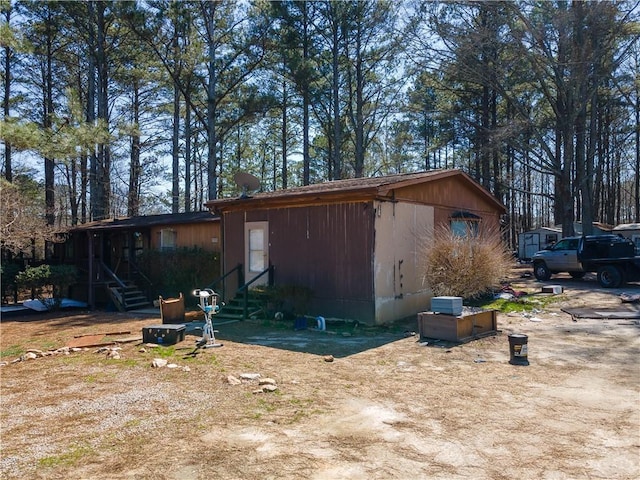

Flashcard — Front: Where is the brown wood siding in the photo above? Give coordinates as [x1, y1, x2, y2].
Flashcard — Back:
[432, 207, 501, 231]
[393, 177, 502, 230]
[222, 212, 246, 278]
[149, 223, 220, 252]
[224, 202, 376, 321]
[394, 176, 502, 217]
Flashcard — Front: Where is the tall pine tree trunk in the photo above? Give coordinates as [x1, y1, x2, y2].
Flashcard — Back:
[2, 7, 12, 182]
[184, 87, 192, 212]
[205, 5, 218, 200]
[128, 79, 141, 217]
[172, 80, 180, 213]
[94, 0, 110, 220]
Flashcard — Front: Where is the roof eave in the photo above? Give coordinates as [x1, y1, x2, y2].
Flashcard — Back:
[206, 188, 383, 214]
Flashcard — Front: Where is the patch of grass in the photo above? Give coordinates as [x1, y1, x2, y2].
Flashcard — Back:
[290, 410, 307, 423]
[471, 293, 565, 313]
[36, 340, 59, 351]
[38, 443, 94, 468]
[256, 398, 277, 413]
[153, 346, 176, 358]
[211, 356, 224, 369]
[60, 354, 100, 366]
[0, 344, 24, 359]
[123, 419, 142, 429]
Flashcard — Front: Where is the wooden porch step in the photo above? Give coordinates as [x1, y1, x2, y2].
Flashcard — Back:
[105, 281, 150, 311]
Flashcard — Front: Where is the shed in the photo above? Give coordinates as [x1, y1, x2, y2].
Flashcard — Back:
[612, 223, 640, 254]
[517, 222, 613, 260]
[517, 227, 562, 260]
[54, 212, 220, 309]
[205, 169, 506, 325]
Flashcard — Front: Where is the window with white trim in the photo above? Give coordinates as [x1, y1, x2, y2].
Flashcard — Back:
[160, 229, 177, 250]
[450, 211, 481, 237]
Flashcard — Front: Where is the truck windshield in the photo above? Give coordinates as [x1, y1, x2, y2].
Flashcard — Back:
[553, 239, 579, 250]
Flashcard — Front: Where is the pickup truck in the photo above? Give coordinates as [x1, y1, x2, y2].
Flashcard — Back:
[531, 234, 640, 288]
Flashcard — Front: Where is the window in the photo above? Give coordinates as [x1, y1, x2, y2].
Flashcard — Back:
[134, 231, 143, 257]
[552, 238, 579, 251]
[160, 229, 177, 251]
[248, 228, 265, 272]
[450, 211, 480, 237]
[545, 234, 558, 245]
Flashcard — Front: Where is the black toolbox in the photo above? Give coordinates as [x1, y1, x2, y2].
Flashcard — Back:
[142, 324, 186, 345]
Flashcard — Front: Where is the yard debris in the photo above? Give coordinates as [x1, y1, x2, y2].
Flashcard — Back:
[620, 293, 640, 303]
[6, 346, 85, 364]
[67, 331, 135, 349]
[74, 330, 132, 338]
[152, 358, 168, 368]
[323, 355, 334, 362]
[497, 283, 528, 299]
[542, 285, 563, 294]
[522, 309, 543, 318]
[254, 384, 278, 394]
[93, 346, 123, 359]
[150, 358, 190, 372]
[228, 373, 279, 392]
[95, 346, 121, 354]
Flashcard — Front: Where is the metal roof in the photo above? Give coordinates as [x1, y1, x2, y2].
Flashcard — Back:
[68, 211, 218, 232]
[613, 223, 640, 231]
[206, 169, 505, 213]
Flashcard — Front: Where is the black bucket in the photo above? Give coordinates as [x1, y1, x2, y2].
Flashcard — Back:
[508, 333, 529, 366]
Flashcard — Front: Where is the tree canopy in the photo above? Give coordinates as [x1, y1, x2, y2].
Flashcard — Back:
[1, 0, 639, 258]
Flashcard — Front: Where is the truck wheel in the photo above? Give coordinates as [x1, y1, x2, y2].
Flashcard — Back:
[533, 262, 551, 281]
[570, 272, 586, 279]
[597, 265, 623, 288]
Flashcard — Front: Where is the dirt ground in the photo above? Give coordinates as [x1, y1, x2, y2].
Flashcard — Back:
[1, 272, 639, 480]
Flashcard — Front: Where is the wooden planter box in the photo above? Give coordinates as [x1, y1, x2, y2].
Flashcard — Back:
[417, 310, 498, 342]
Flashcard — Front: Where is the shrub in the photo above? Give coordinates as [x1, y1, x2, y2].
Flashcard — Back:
[257, 284, 313, 318]
[420, 224, 512, 300]
[15, 264, 78, 309]
[137, 248, 220, 299]
[1, 261, 22, 301]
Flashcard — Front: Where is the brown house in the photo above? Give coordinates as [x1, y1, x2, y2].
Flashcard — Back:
[206, 169, 506, 325]
[56, 212, 220, 309]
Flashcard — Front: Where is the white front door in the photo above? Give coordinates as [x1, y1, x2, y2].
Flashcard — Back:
[245, 221, 269, 286]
